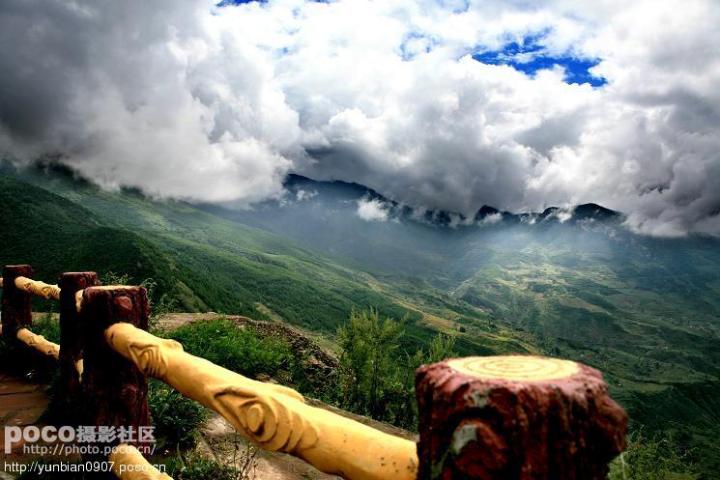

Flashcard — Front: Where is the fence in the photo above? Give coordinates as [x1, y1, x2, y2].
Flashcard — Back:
[1, 264, 628, 480]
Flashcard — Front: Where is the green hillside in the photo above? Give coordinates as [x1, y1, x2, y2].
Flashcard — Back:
[0, 172, 527, 354]
[2, 168, 719, 477]
[451, 243, 720, 476]
[0, 177, 182, 301]
[0, 175, 398, 327]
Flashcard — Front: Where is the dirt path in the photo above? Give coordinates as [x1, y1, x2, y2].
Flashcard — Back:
[0, 372, 51, 478]
[0, 372, 48, 439]
[198, 413, 341, 480]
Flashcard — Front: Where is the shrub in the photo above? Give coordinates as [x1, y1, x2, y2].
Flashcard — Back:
[336, 308, 457, 428]
[148, 380, 208, 452]
[337, 308, 403, 419]
[608, 431, 700, 480]
[33, 312, 60, 343]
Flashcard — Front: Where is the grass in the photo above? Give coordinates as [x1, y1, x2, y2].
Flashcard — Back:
[168, 318, 294, 379]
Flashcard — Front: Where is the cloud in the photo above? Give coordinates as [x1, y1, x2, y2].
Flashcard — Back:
[544, 208, 572, 224]
[481, 212, 503, 225]
[295, 189, 318, 201]
[0, 0, 298, 204]
[356, 197, 390, 222]
[0, 0, 719, 235]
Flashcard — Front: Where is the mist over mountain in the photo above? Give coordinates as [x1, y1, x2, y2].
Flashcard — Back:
[288, 174, 626, 227]
[199, 174, 642, 284]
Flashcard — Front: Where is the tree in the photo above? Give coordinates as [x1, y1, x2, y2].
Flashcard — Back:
[427, 333, 457, 363]
[337, 308, 403, 419]
[337, 309, 458, 428]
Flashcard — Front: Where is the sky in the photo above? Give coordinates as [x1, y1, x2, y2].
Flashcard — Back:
[1, 0, 719, 236]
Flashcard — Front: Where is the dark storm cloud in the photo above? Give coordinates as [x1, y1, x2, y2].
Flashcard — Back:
[0, 0, 719, 235]
[0, 0, 296, 203]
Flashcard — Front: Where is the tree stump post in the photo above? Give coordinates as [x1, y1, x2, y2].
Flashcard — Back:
[1, 265, 33, 339]
[415, 355, 628, 480]
[56, 272, 99, 424]
[80, 286, 151, 460]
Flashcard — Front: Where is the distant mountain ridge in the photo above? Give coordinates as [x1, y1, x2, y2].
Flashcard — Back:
[283, 174, 623, 228]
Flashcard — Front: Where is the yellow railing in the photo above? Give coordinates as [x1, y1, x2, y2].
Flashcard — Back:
[106, 322, 418, 480]
[1, 268, 166, 480]
[16, 327, 60, 359]
[14, 276, 61, 300]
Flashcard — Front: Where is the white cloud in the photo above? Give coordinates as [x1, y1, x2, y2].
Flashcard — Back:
[356, 197, 390, 222]
[522, 215, 538, 226]
[546, 208, 573, 224]
[295, 189, 318, 201]
[1, 0, 718, 234]
[482, 212, 504, 225]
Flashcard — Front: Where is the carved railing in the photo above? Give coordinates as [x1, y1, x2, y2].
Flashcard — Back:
[0, 265, 165, 480]
[1, 264, 629, 480]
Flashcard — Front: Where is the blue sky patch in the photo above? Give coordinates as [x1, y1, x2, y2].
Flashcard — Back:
[473, 35, 607, 87]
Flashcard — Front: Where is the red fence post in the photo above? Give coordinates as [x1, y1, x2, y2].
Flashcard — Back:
[80, 286, 151, 457]
[1, 264, 33, 339]
[415, 355, 627, 480]
[56, 272, 100, 422]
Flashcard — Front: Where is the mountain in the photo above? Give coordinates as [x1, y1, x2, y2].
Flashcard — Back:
[285, 174, 623, 225]
[204, 174, 720, 476]
[2, 166, 720, 477]
[199, 174, 629, 284]
[0, 166, 534, 354]
[573, 202, 622, 221]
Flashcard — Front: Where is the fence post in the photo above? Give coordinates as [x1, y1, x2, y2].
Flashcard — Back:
[56, 272, 99, 423]
[80, 286, 151, 458]
[415, 355, 627, 480]
[1, 265, 33, 339]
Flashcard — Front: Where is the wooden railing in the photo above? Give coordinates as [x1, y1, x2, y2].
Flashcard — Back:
[1, 264, 629, 480]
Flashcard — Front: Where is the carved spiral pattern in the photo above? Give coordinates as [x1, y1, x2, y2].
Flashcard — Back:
[213, 386, 319, 454]
[447, 356, 579, 381]
[126, 338, 183, 378]
[103, 321, 419, 480]
[15, 277, 61, 300]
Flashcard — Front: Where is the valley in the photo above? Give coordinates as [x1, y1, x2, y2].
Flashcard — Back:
[1, 165, 719, 477]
